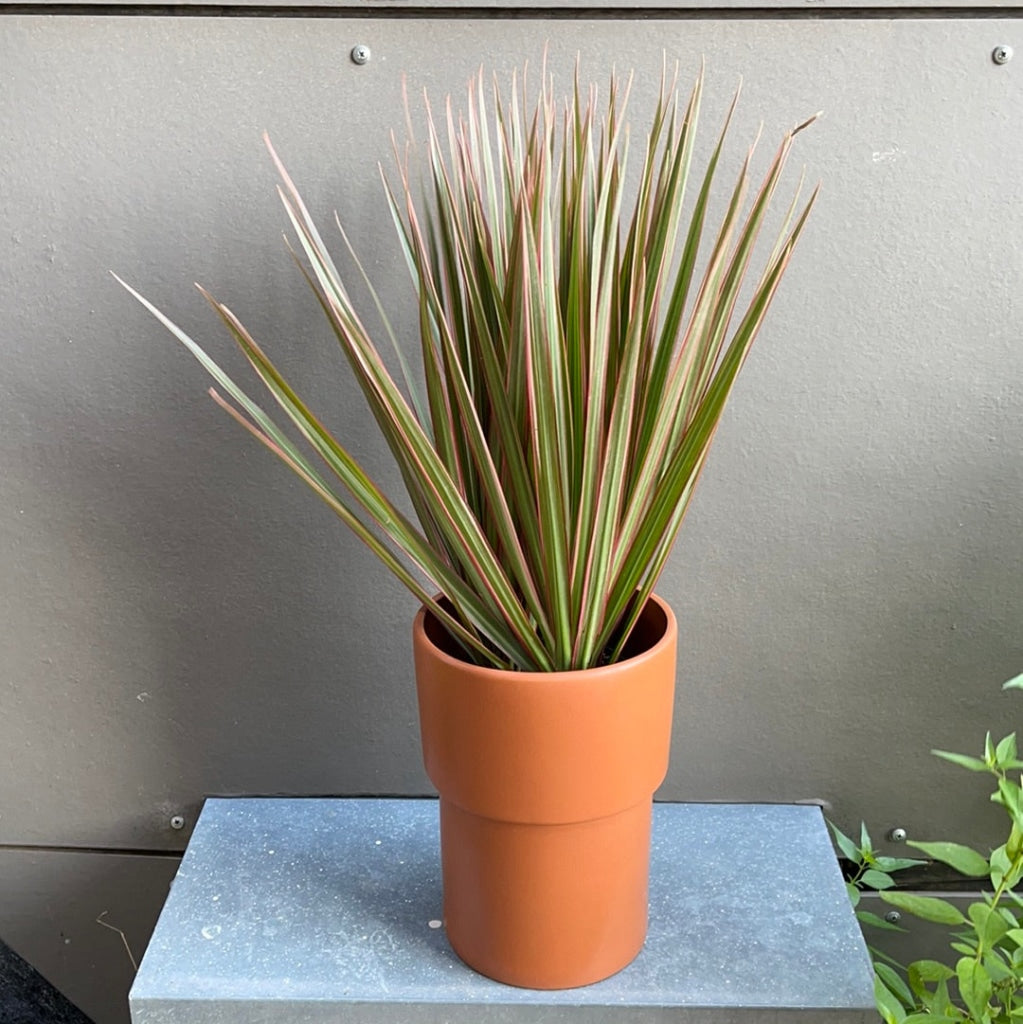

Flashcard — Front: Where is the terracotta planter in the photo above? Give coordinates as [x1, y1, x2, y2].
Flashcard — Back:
[412, 594, 677, 989]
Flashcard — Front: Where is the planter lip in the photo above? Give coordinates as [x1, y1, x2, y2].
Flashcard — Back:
[413, 592, 676, 681]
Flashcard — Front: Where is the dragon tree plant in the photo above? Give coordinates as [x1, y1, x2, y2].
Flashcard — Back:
[119, 63, 818, 672]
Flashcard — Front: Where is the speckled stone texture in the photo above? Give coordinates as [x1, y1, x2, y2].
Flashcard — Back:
[130, 799, 875, 1023]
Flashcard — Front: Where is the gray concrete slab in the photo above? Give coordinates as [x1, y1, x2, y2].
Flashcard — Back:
[130, 798, 874, 1023]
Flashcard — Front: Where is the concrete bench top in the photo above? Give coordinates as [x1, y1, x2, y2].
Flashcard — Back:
[130, 798, 875, 1023]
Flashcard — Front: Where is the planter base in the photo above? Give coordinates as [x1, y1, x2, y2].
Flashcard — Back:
[440, 797, 651, 989]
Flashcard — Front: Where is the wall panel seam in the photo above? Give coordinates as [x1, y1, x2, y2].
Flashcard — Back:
[1, 843, 183, 858]
[1, 3, 1022, 14]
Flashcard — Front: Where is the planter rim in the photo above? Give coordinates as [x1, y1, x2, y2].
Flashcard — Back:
[413, 592, 676, 680]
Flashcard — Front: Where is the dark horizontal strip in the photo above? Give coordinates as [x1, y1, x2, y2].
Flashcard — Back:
[0, 796, 443, 856]
[838, 856, 987, 891]
[0, 2, 1020, 13]
[1, 842, 183, 858]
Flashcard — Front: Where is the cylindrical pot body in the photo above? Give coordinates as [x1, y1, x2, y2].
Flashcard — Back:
[412, 595, 677, 989]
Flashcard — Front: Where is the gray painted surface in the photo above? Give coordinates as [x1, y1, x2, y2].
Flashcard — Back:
[2, 10, 1022, 1023]
[3, 14, 1021, 853]
[129, 798, 875, 1023]
[859, 891, 986, 968]
[0, 849, 181, 1024]
[8, 1, 1023, 9]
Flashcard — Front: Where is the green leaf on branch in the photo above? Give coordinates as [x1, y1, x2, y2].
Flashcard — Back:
[857, 909, 908, 933]
[981, 949, 1012, 983]
[861, 869, 896, 890]
[908, 959, 955, 987]
[995, 777, 1023, 830]
[998, 905, 1019, 926]
[969, 901, 1010, 948]
[932, 750, 992, 772]
[1009, 825, 1023, 859]
[956, 956, 993, 1022]
[990, 845, 1012, 888]
[875, 963, 914, 1006]
[880, 891, 968, 925]
[874, 974, 907, 1024]
[906, 840, 990, 878]
[921, 977, 956, 1016]
[846, 882, 861, 907]
[861, 822, 875, 857]
[999, 777, 1023, 809]
[995, 732, 1019, 766]
[829, 821, 863, 863]
[875, 855, 927, 872]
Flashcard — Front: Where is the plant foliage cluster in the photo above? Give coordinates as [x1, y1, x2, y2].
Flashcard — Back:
[120, 63, 817, 671]
[837, 677, 1023, 1024]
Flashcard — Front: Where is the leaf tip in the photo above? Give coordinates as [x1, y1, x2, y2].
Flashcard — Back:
[793, 111, 822, 136]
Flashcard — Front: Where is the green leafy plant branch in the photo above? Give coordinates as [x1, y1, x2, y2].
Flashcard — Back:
[836, 676, 1023, 1024]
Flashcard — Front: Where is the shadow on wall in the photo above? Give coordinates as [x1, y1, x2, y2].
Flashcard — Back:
[1, 848, 180, 1024]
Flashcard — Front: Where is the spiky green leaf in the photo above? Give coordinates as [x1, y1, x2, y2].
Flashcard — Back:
[120, 62, 817, 672]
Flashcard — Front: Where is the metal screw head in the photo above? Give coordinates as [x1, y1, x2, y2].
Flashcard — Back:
[887, 827, 907, 843]
[884, 910, 902, 925]
[169, 815, 186, 830]
[351, 45, 371, 66]
[993, 45, 1013, 65]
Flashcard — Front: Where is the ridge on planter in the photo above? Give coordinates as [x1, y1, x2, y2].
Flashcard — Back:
[129, 797, 875, 1023]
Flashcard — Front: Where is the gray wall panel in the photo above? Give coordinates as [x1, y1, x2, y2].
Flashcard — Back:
[859, 892, 986, 969]
[0, 849, 180, 1024]
[8, 1, 1023, 8]
[1, 15, 1020, 862]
